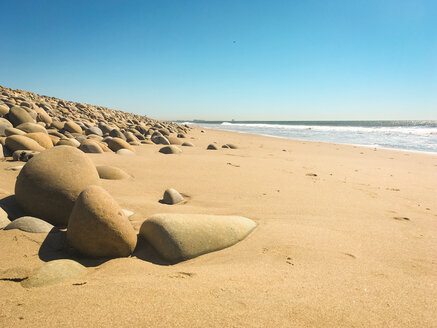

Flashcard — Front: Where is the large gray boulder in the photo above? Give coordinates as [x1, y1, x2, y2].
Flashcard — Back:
[15, 146, 100, 227]
[21, 260, 86, 288]
[67, 185, 137, 258]
[139, 214, 257, 263]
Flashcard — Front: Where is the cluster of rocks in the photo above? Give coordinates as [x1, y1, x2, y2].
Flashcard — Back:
[0, 85, 190, 160]
[0, 86, 255, 288]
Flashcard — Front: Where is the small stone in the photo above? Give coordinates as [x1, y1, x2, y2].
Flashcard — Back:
[5, 165, 23, 171]
[8, 106, 35, 126]
[16, 122, 48, 134]
[96, 166, 130, 180]
[207, 144, 218, 150]
[162, 188, 184, 205]
[159, 145, 182, 154]
[21, 260, 86, 288]
[12, 150, 39, 162]
[79, 141, 104, 153]
[4, 216, 55, 233]
[64, 121, 82, 134]
[108, 137, 136, 152]
[181, 142, 194, 147]
[122, 209, 134, 218]
[116, 149, 135, 156]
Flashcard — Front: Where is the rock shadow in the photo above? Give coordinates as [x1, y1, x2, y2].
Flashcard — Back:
[0, 195, 27, 220]
[133, 235, 170, 266]
[38, 229, 111, 268]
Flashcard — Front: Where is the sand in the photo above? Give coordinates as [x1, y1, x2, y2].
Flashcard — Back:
[0, 127, 436, 327]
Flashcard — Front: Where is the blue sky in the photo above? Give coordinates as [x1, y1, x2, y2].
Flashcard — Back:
[1, 0, 436, 120]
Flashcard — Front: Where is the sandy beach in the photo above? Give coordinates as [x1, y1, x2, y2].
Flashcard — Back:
[1, 126, 436, 327]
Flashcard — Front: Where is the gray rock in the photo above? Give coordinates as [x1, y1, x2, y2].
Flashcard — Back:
[159, 145, 182, 154]
[79, 141, 104, 153]
[207, 144, 218, 150]
[162, 188, 184, 205]
[21, 260, 86, 288]
[85, 126, 103, 136]
[12, 150, 39, 162]
[181, 142, 194, 147]
[4, 216, 55, 233]
[139, 213, 257, 263]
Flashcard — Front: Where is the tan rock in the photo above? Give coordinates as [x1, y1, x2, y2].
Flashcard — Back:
[25, 132, 53, 149]
[96, 166, 130, 180]
[107, 137, 136, 152]
[64, 121, 82, 134]
[5, 135, 45, 152]
[67, 185, 137, 258]
[15, 146, 100, 226]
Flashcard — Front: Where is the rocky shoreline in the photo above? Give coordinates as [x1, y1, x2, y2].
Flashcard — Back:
[0, 85, 255, 288]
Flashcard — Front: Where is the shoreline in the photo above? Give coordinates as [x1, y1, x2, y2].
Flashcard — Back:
[197, 125, 437, 156]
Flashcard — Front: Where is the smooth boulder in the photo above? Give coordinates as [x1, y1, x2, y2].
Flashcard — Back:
[5, 135, 45, 152]
[8, 106, 35, 126]
[67, 185, 137, 258]
[21, 260, 86, 288]
[108, 137, 135, 152]
[139, 213, 257, 263]
[0, 208, 10, 229]
[15, 146, 100, 227]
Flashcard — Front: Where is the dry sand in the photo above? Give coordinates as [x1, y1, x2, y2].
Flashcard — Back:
[0, 127, 436, 327]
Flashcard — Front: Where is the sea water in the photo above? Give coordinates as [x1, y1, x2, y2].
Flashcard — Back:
[179, 121, 437, 154]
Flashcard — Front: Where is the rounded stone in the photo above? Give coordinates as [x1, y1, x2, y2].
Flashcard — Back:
[207, 144, 218, 150]
[0, 104, 10, 116]
[167, 137, 182, 145]
[25, 132, 53, 149]
[16, 122, 48, 134]
[56, 138, 80, 147]
[21, 260, 86, 288]
[116, 149, 135, 156]
[8, 106, 35, 126]
[159, 145, 182, 154]
[162, 188, 184, 205]
[107, 137, 135, 152]
[79, 141, 104, 153]
[96, 166, 130, 180]
[12, 150, 39, 162]
[15, 146, 100, 227]
[139, 214, 257, 263]
[181, 142, 194, 147]
[67, 185, 137, 258]
[4, 216, 55, 233]
[5, 135, 45, 152]
[5, 127, 26, 136]
[85, 126, 103, 136]
[64, 121, 82, 134]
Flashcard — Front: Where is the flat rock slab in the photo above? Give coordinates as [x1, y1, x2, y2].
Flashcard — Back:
[21, 260, 86, 288]
[139, 213, 257, 263]
[4, 216, 55, 233]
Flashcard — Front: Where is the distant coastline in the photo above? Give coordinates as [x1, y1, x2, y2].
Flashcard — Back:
[173, 120, 437, 154]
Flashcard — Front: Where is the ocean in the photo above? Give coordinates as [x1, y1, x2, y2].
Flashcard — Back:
[178, 120, 437, 154]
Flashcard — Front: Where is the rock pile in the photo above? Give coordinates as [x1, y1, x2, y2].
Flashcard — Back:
[0, 85, 190, 161]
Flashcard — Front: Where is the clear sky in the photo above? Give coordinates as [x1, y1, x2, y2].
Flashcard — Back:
[1, 0, 436, 121]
